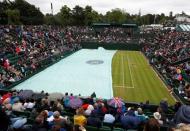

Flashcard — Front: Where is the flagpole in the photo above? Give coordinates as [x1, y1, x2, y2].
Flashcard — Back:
[51, 3, 53, 15]
[154, 14, 156, 24]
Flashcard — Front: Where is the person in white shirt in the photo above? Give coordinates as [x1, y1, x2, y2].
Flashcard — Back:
[24, 99, 35, 109]
[103, 112, 115, 124]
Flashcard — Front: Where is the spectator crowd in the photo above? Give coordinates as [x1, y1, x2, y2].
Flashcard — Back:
[0, 90, 190, 131]
[143, 29, 190, 102]
[0, 25, 190, 131]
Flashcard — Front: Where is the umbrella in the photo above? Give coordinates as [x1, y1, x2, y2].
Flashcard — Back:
[48, 92, 64, 101]
[63, 96, 70, 107]
[31, 93, 46, 100]
[2, 93, 11, 102]
[69, 97, 83, 109]
[18, 90, 33, 99]
[107, 97, 125, 108]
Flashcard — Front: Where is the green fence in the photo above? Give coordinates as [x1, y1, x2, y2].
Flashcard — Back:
[81, 42, 142, 51]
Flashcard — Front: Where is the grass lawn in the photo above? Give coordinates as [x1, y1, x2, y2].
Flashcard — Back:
[112, 51, 176, 105]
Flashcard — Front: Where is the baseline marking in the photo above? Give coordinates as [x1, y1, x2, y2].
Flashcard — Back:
[114, 85, 134, 88]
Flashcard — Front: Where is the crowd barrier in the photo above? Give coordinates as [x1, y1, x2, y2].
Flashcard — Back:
[171, 57, 190, 65]
[3, 50, 76, 90]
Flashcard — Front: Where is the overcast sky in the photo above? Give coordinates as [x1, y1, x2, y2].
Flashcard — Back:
[13, 0, 190, 15]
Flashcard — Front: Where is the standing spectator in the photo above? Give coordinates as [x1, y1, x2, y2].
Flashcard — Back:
[160, 98, 168, 113]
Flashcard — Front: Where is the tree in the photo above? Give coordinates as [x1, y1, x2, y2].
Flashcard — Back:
[6, 9, 21, 24]
[56, 5, 71, 25]
[13, 0, 44, 24]
[0, 0, 11, 24]
[105, 8, 126, 23]
[71, 5, 85, 25]
[84, 6, 100, 25]
[44, 14, 59, 25]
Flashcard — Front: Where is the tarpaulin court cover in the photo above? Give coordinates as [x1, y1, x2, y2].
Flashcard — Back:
[14, 48, 175, 104]
[14, 48, 116, 99]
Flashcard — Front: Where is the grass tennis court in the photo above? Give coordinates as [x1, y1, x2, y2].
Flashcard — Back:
[112, 51, 176, 105]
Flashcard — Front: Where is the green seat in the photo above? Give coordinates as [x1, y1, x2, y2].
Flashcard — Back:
[65, 112, 74, 117]
[0, 66, 4, 73]
[99, 126, 111, 131]
[13, 111, 31, 117]
[113, 128, 125, 131]
[145, 112, 152, 116]
[27, 118, 35, 125]
[69, 117, 74, 123]
[85, 125, 98, 131]
[160, 125, 169, 131]
[114, 122, 123, 128]
[6, 53, 14, 58]
[103, 122, 113, 129]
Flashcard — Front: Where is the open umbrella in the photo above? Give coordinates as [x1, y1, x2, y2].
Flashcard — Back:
[18, 90, 33, 99]
[48, 92, 64, 101]
[69, 97, 83, 109]
[31, 93, 46, 100]
[107, 97, 125, 108]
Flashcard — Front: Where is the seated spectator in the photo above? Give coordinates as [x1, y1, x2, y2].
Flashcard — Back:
[144, 118, 160, 131]
[120, 108, 141, 129]
[74, 107, 87, 126]
[32, 115, 48, 131]
[84, 105, 94, 116]
[12, 118, 27, 131]
[12, 98, 25, 112]
[51, 111, 67, 131]
[91, 103, 105, 118]
[173, 101, 182, 112]
[172, 123, 190, 131]
[0, 109, 11, 131]
[134, 107, 148, 123]
[153, 112, 163, 125]
[73, 125, 86, 131]
[40, 98, 50, 111]
[103, 111, 115, 124]
[23, 99, 35, 110]
[87, 113, 102, 128]
[174, 105, 190, 124]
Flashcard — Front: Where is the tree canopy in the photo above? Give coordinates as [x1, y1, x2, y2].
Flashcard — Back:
[0, 0, 177, 25]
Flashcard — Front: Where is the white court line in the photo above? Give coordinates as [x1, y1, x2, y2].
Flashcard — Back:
[121, 55, 125, 87]
[126, 52, 134, 87]
[114, 85, 134, 88]
[141, 52, 177, 102]
[151, 66, 177, 102]
[114, 52, 134, 89]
